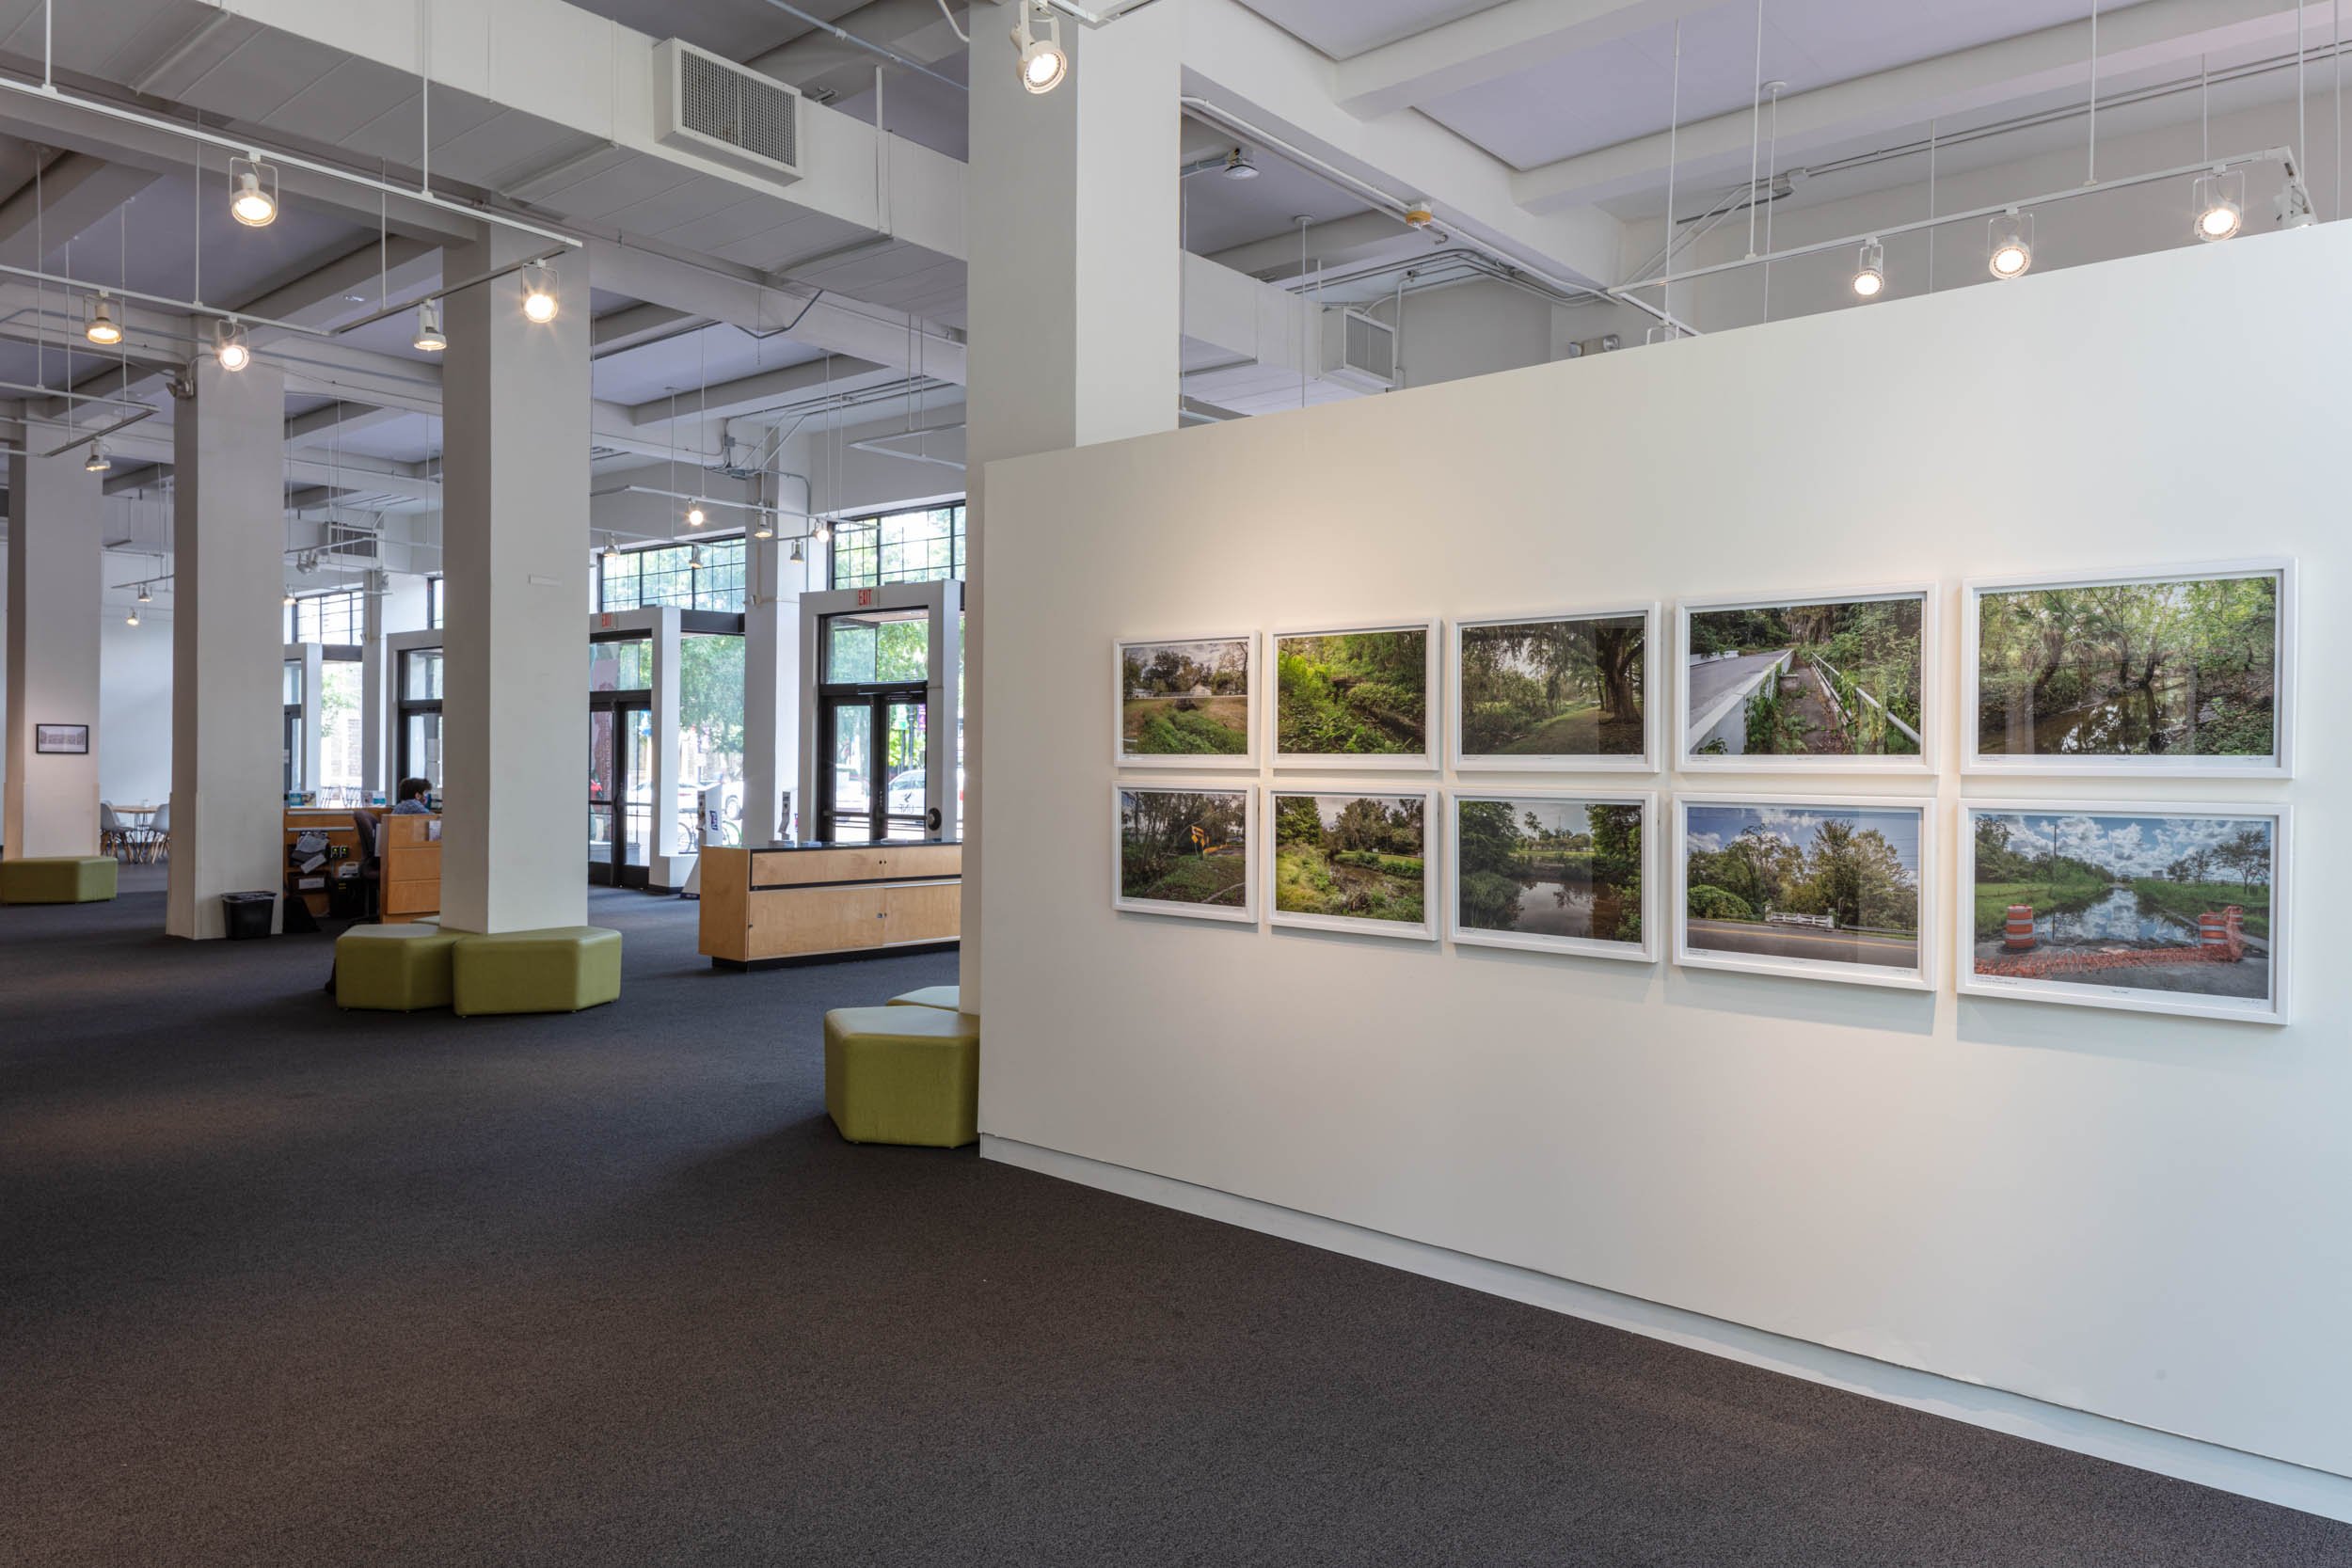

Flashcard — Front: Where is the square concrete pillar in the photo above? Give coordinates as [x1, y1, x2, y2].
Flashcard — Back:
[4, 449, 103, 860]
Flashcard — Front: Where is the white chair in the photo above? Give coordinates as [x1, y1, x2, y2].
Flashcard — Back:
[142, 801, 170, 863]
[100, 802, 127, 860]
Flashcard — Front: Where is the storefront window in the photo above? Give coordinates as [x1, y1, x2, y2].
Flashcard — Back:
[824, 610, 928, 685]
[681, 633, 745, 847]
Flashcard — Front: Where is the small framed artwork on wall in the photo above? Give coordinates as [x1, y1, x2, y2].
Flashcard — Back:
[1451, 606, 1659, 772]
[1267, 787, 1437, 941]
[1112, 634, 1256, 768]
[1676, 587, 1936, 773]
[1957, 800, 2289, 1024]
[1673, 794, 1932, 990]
[1112, 783, 1258, 924]
[34, 723, 89, 754]
[1269, 621, 1438, 768]
[1447, 790, 1656, 962]
[1962, 560, 2294, 777]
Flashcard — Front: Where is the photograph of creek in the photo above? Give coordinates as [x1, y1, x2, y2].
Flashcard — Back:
[1969, 809, 2276, 1004]
[1974, 571, 2280, 761]
[1454, 797, 1643, 948]
[1272, 792, 1428, 930]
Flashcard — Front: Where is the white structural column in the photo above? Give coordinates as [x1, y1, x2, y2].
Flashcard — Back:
[438, 230, 590, 934]
[290, 641, 325, 794]
[4, 448, 103, 859]
[742, 536, 803, 845]
[359, 582, 387, 798]
[963, 0, 1184, 1013]
[167, 360, 290, 937]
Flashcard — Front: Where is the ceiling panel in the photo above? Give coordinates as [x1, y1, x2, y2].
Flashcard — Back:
[1233, 0, 1515, 60]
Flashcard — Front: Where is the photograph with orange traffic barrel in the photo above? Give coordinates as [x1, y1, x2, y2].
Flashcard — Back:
[1960, 803, 2286, 1022]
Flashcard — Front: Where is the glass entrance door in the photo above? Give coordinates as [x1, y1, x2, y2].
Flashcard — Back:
[589, 698, 652, 886]
[819, 692, 929, 842]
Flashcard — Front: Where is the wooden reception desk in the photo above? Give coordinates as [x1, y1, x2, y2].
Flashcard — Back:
[281, 807, 441, 924]
[698, 841, 961, 966]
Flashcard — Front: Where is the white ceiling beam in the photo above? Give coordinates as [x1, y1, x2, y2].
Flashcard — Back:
[1336, 0, 1724, 119]
[592, 302, 700, 357]
[1209, 211, 1442, 281]
[1514, 0, 2317, 214]
[624, 354, 898, 427]
[0, 151, 163, 269]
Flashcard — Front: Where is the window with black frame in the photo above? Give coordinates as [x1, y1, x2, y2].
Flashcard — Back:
[396, 648, 444, 797]
[827, 503, 965, 591]
[598, 538, 747, 612]
[287, 589, 364, 645]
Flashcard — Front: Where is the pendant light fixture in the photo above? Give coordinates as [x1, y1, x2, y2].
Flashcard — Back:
[789, 539, 804, 563]
[215, 319, 252, 372]
[229, 153, 279, 227]
[754, 515, 775, 540]
[84, 293, 122, 345]
[1012, 2, 1068, 94]
[686, 500, 707, 529]
[83, 440, 111, 473]
[1851, 237, 1885, 299]
[1987, 210, 2033, 279]
[688, 544, 704, 572]
[2191, 167, 2244, 242]
[137, 583, 151, 604]
[813, 517, 833, 545]
[126, 607, 140, 626]
[412, 297, 447, 352]
[520, 261, 560, 324]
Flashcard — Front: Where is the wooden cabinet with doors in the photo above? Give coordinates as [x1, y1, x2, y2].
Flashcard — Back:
[698, 841, 961, 966]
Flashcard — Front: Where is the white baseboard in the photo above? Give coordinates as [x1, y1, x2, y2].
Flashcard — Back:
[981, 1133, 2352, 1526]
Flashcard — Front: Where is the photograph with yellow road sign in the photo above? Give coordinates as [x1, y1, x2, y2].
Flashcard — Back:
[1673, 795, 1931, 990]
[1113, 783, 1257, 925]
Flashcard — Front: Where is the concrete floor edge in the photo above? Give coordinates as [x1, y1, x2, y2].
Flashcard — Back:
[978, 1132, 2352, 1526]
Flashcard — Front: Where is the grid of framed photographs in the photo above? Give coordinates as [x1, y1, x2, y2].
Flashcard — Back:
[1109, 561, 2295, 1023]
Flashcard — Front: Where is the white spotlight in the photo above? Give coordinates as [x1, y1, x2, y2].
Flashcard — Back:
[230, 155, 279, 227]
[126, 608, 140, 626]
[789, 539, 805, 563]
[520, 262, 560, 324]
[412, 297, 447, 353]
[137, 583, 151, 604]
[1222, 148, 1259, 181]
[2192, 168, 2244, 242]
[83, 440, 111, 473]
[214, 319, 252, 372]
[1988, 210, 2033, 280]
[688, 545, 704, 571]
[1012, 4, 1067, 94]
[813, 518, 833, 545]
[685, 501, 707, 529]
[85, 293, 123, 346]
[1851, 237, 1885, 299]
[754, 517, 775, 540]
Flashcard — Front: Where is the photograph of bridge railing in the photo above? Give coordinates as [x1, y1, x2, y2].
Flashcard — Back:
[1453, 608, 1655, 769]
[1115, 634, 1255, 766]
[1449, 792, 1653, 960]
[1271, 622, 1437, 767]
[1678, 590, 1930, 770]
[1675, 797, 1929, 989]
[1958, 802, 2287, 1023]
[1966, 562, 2291, 776]
[1268, 789, 1435, 940]
[1113, 784, 1257, 924]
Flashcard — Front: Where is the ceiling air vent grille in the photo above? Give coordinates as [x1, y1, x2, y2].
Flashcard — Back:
[654, 38, 804, 184]
[324, 522, 380, 562]
[1320, 308, 1397, 391]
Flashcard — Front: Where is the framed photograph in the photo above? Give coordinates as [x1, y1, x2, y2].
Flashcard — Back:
[1113, 634, 1256, 768]
[34, 723, 89, 755]
[1963, 560, 2294, 777]
[1269, 621, 1438, 768]
[1452, 606, 1659, 772]
[1447, 790, 1656, 962]
[1957, 800, 2288, 1024]
[1674, 795, 1932, 990]
[1112, 784, 1257, 924]
[1267, 787, 1437, 940]
[1677, 587, 1934, 772]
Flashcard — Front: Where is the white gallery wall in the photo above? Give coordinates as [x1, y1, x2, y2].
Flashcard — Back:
[978, 221, 2352, 1499]
[100, 612, 172, 807]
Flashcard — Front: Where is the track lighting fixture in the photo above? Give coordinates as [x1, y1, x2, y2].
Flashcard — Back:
[688, 545, 704, 571]
[2192, 168, 2244, 242]
[229, 154, 279, 227]
[1988, 210, 2033, 280]
[813, 518, 833, 545]
[283, 589, 297, 607]
[85, 293, 122, 346]
[126, 608, 139, 626]
[1851, 237, 1884, 299]
[601, 536, 621, 560]
[520, 262, 560, 324]
[1223, 148, 1259, 181]
[412, 297, 447, 353]
[1012, 3, 1067, 94]
[214, 319, 251, 372]
[685, 500, 707, 529]
[789, 539, 804, 563]
[754, 517, 775, 540]
[83, 440, 110, 473]
[136, 583, 151, 604]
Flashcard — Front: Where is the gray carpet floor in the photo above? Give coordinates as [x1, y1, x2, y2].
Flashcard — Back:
[4, 868, 2347, 1566]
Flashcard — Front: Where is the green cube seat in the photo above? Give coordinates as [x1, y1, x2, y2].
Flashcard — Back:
[885, 985, 962, 1012]
[336, 922, 460, 1011]
[824, 1006, 979, 1148]
[0, 855, 117, 904]
[451, 926, 623, 1017]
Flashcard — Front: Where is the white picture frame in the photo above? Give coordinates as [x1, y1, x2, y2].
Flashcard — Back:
[1960, 558, 2296, 778]
[1672, 792, 1934, 991]
[1954, 799, 2290, 1025]
[1111, 632, 1258, 769]
[1450, 604, 1661, 773]
[1111, 782, 1259, 925]
[1267, 620, 1439, 770]
[1675, 584, 1938, 774]
[1446, 788, 1658, 962]
[1265, 786, 1438, 942]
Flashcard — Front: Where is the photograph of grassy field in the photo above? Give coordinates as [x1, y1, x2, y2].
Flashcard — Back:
[1274, 625, 1431, 761]
[1963, 805, 2279, 1016]
[1118, 636, 1252, 760]
[1973, 568, 2283, 767]
[1678, 800, 1925, 984]
[1270, 791, 1431, 936]
[1454, 794, 1646, 957]
[1115, 786, 1252, 922]
[1683, 594, 1925, 762]
[1457, 612, 1647, 764]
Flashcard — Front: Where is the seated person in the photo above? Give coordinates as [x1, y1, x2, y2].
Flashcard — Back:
[391, 777, 434, 816]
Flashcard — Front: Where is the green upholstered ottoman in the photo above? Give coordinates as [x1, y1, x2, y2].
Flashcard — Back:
[451, 927, 622, 1017]
[885, 985, 962, 1012]
[0, 856, 117, 904]
[336, 923, 460, 1011]
[824, 1006, 979, 1148]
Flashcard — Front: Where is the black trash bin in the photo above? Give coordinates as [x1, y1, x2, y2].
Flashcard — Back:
[221, 891, 276, 940]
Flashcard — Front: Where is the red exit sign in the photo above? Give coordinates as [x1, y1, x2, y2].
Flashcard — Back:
[855, 589, 877, 608]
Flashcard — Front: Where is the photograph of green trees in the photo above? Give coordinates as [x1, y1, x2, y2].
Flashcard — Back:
[1274, 626, 1430, 760]
[1964, 807, 2279, 1016]
[1454, 795, 1645, 955]
[1118, 637, 1252, 759]
[1457, 613, 1646, 762]
[1973, 569, 2281, 764]
[1679, 800, 1924, 980]
[1683, 594, 1924, 760]
[1116, 786, 1252, 921]
[1271, 791, 1430, 935]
